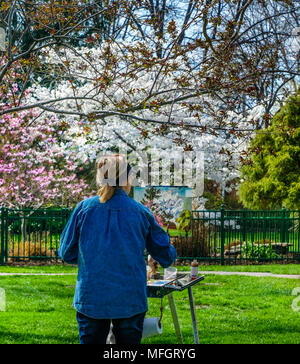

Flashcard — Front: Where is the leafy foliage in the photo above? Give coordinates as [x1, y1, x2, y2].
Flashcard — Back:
[175, 209, 192, 235]
[241, 242, 279, 261]
[239, 92, 300, 209]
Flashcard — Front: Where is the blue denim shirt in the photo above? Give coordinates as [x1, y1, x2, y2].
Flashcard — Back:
[58, 189, 177, 319]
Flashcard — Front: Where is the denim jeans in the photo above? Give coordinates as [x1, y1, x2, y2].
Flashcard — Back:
[76, 311, 146, 344]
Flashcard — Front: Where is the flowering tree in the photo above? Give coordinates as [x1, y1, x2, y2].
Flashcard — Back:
[0, 1, 298, 210]
[25, 44, 263, 194]
[0, 85, 91, 209]
[0, 0, 298, 134]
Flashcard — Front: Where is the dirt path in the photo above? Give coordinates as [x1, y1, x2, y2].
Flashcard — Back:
[196, 271, 300, 279]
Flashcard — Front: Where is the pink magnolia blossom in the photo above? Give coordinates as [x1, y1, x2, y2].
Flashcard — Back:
[0, 85, 92, 209]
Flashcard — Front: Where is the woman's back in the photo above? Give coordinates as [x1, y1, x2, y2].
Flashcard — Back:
[59, 189, 177, 319]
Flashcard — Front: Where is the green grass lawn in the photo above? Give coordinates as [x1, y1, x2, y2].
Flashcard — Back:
[175, 264, 300, 275]
[0, 264, 78, 274]
[145, 275, 300, 344]
[0, 268, 299, 344]
[0, 263, 299, 275]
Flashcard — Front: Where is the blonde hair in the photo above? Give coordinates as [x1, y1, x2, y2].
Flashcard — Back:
[96, 154, 129, 203]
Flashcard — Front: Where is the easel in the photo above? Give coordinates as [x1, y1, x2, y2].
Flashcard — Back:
[147, 275, 204, 344]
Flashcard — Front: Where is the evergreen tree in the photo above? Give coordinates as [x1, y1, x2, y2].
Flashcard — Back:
[239, 92, 300, 209]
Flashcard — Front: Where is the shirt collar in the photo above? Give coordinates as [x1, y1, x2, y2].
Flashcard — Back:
[114, 189, 128, 196]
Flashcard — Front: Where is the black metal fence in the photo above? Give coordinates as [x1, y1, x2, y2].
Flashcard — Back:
[0, 207, 72, 265]
[0, 207, 299, 265]
[172, 209, 300, 264]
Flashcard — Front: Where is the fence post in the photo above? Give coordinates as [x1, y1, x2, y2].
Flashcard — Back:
[242, 208, 247, 243]
[220, 205, 225, 266]
[191, 210, 194, 259]
[0, 207, 7, 266]
[0, 207, 3, 266]
[281, 208, 286, 243]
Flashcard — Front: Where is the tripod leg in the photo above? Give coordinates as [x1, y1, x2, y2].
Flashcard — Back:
[188, 287, 199, 344]
[168, 293, 183, 344]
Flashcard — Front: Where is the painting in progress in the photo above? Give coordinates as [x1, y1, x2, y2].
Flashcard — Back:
[134, 186, 192, 231]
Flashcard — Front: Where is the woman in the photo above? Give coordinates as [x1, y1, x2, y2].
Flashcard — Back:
[58, 154, 177, 344]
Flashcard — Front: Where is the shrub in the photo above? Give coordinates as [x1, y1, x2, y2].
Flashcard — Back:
[225, 240, 243, 250]
[8, 241, 55, 261]
[171, 217, 214, 258]
[241, 242, 279, 260]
